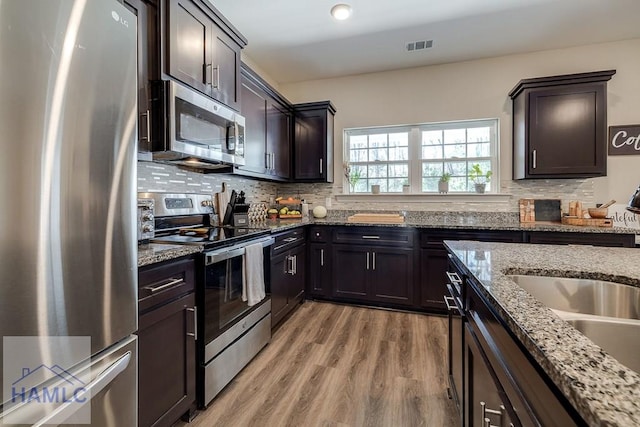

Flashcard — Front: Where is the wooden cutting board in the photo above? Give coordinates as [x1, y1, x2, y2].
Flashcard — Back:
[347, 213, 405, 224]
[561, 216, 613, 227]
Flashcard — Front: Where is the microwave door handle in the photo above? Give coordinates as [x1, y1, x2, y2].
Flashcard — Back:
[233, 121, 239, 151]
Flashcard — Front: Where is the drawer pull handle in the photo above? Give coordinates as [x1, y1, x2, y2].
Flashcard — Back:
[446, 271, 462, 285]
[480, 402, 503, 427]
[443, 296, 456, 311]
[283, 237, 298, 242]
[186, 306, 197, 340]
[143, 278, 183, 294]
[320, 249, 324, 266]
[362, 235, 380, 239]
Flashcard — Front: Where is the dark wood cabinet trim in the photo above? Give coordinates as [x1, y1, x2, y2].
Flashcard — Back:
[508, 69, 616, 98]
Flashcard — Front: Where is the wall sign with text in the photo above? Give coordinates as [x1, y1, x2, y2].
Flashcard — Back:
[609, 125, 640, 155]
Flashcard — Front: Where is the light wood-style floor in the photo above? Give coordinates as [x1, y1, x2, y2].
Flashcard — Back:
[178, 301, 459, 427]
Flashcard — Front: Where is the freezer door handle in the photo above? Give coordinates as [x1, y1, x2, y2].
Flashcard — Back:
[31, 352, 132, 427]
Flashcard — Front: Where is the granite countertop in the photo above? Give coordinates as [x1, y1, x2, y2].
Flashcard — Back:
[311, 218, 639, 234]
[137, 216, 636, 266]
[138, 243, 203, 267]
[444, 240, 640, 426]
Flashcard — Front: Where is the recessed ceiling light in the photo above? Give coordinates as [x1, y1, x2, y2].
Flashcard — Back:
[331, 4, 352, 20]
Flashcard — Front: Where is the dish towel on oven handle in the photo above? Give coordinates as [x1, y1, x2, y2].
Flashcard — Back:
[242, 242, 265, 306]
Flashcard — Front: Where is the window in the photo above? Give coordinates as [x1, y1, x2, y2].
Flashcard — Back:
[344, 119, 498, 194]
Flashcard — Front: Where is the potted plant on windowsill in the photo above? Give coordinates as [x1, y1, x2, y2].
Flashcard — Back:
[343, 162, 362, 193]
[438, 172, 451, 194]
[469, 164, 492, 194]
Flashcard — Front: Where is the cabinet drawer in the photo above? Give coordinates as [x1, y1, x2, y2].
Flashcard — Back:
[272, 228, 305, 254]
[308, 226, 330, 243]
[139, 258, 195, 313]
[420, 230, 523, 248]
[333, 227, 414, 247]
[527, 231, 634, 247]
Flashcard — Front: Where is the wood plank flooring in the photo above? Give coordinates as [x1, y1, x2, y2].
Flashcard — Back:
[178, 301, 459, 427]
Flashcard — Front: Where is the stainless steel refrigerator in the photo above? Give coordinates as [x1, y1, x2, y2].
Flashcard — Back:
[0, 0, 138, 425]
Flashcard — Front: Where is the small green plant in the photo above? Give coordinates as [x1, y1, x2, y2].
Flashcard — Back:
[343, 162, 362, 191]
[349, 168, 362, 190]
[469, 164, 492, 184]
[439, 172, 452, 183]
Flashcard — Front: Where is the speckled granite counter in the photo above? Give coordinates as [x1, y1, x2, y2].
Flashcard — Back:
[444, 240, 640, 426]
[137, 216, 636, 267]
[138, 243, 203, 267]
[308, 209, 639, 235]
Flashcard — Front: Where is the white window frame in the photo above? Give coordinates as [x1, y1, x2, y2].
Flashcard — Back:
[344, 118, 499, 194]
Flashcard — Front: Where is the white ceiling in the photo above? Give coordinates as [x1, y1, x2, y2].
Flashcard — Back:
[213, 0, 640, 84]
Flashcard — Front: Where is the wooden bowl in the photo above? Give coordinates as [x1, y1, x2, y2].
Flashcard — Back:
[588, 207, 608, 219]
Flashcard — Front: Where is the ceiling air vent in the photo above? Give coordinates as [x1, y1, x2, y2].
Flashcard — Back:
[406, 40, 433, 52]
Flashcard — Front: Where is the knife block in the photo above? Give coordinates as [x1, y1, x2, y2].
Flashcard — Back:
[232, 204, 250, 227]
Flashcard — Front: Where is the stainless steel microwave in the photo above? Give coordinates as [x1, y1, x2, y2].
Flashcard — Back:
[151, 80, 245, 170]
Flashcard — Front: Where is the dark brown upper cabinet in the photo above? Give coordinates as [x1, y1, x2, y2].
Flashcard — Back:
[167, 0, 246, 111]
[235, 64, 292, 181]
[293, 101, 336, 182]
[121, 0, 158, 153]
[509, 70, 615, 179]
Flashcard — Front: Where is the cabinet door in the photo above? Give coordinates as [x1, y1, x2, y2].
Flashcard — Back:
[464, 325, 514, 427]
[369, 247, 414, 306]
[211, 26, 240, 111]
[270, 252, 290, 327]
[308, 243, 331, 298]
[168, 0, 211, 95]
[289, 245, 306, 303]
[139, 293, 196, 427]
[267, 100, 292, 179]
[332, 246, 369, 300]
[294, 112, 325, 180]
[528, 84, 606, 177]
[420, 248, 449, 311]
[123, 0, 154, 151]
[237, 79, 267, 175]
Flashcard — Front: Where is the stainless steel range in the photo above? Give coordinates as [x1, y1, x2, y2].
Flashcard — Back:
[139, 193, 273, 407]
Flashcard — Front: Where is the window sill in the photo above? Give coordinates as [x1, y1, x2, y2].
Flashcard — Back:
[334, 193, 512, 204]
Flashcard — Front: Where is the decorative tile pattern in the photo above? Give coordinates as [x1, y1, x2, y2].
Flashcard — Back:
[137, 161, 278, 204]
[445, 240, 640, 427]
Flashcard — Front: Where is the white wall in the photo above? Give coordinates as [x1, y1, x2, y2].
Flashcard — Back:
[280, 38, 640, 208]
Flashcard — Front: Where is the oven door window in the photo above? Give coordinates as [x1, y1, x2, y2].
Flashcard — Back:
[203, 255, 250, 343]
[175, 98, 234, 154]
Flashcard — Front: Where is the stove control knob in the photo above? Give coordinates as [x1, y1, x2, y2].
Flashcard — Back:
[142, 224, 154, 233]
[142, 213, 154, 222]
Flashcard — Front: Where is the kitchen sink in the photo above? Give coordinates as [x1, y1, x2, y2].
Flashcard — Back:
[559, 314, 640, 374]
[508, 275, 640, 320]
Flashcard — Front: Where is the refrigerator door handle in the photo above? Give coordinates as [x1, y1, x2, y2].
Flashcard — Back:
[32, 352, 132, 427]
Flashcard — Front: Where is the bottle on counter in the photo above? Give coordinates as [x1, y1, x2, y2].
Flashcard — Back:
[301, 200, 309, 218]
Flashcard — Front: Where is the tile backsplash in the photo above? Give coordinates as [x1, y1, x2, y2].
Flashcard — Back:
[138, 161, 596, 214]
[137, 161, 277, 204]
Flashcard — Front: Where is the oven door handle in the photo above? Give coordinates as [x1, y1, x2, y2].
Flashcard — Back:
[205, 236, 275, 265]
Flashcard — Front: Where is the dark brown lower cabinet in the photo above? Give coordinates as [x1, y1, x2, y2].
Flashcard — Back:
[138, 292, 196, 427]
[332, 245, 414, 306]
[420, 230, 524, 312]
[464, 325, 515, 427]
[451, 255, 585, 427]
[307, 243, 331, 298]
[270, 231, 306, 328]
